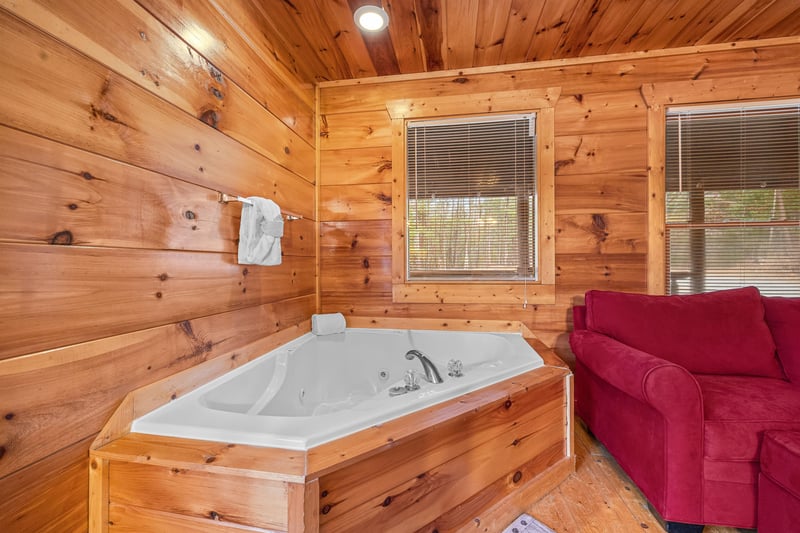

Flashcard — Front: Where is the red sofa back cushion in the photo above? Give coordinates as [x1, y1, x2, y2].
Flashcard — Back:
[585, 287, 784, 377]
[764, 297, 800, 383]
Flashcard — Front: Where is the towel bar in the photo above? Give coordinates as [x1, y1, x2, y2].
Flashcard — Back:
[217, 192, 302, 220]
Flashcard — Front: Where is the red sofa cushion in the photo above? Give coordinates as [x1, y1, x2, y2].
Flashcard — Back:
[764, 297, 800, 384]
[759, 472, 800, 533]
[759, 430, 800, 533]
[584, 287, 783, 377]
[761, 430, 800, 500]
[697, 375, 800, 462]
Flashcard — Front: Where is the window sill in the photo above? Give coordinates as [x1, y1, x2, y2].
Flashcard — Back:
[392, 282, 555, 305]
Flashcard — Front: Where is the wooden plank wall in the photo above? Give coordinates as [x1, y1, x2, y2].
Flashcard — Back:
[0, 1, 316, 531]
[318, 41, 800, 360]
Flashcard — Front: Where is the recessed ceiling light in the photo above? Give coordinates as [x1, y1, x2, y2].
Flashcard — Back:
[354, 5, 389, 32]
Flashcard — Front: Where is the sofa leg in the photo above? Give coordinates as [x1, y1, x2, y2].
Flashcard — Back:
[665, 522, 704, 533]
[646, 502, 705, 533]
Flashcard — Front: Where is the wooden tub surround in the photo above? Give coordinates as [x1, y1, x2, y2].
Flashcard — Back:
[89, 319, 573, 532]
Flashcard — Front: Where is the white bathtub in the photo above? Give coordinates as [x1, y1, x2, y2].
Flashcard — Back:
[132, 328, 545, 450]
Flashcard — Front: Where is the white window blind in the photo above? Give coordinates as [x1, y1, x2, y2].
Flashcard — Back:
[406, 114, 537, 281]
[665, 101, 800, 296]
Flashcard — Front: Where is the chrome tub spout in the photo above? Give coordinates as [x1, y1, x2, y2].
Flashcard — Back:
[405, 349, 444, 384]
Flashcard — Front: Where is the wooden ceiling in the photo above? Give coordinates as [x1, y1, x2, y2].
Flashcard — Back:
[254, 0, 800, 84]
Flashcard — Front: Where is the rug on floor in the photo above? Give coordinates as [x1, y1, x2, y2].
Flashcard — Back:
[501, 512, 556, 533]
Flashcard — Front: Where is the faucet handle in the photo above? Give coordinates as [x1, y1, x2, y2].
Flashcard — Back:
[447, 359, 464, 377]
[404, 370, 420, 390]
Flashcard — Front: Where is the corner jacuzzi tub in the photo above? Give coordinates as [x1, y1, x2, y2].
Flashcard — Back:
[132, 328, 544, 450]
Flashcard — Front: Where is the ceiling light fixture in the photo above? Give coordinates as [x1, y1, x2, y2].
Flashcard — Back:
[354, 5, 389, 32]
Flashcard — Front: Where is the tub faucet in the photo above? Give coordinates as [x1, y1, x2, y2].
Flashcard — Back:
[405, 349, 444, 384]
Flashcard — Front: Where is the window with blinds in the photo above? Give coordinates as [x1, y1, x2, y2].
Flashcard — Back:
[665, 101, 800, 297]
[406, 114, 537, 281]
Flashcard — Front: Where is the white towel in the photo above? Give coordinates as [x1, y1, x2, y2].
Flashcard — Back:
[312, 313, 346, 335]
[237, 197, 283, 266]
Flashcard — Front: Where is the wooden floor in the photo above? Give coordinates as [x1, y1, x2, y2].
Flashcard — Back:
[526, 421, 743, 533]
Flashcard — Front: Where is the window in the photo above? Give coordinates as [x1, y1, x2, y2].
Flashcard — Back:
[386, 89, 557, 305]
[665, 101, 800, 296]
[406, 114, 537, 281]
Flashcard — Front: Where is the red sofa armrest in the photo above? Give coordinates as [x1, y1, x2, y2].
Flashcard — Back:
[571, 329, 706, 523]
[571, 330, 703, 412]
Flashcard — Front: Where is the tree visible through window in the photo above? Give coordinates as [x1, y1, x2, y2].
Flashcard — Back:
[406, 114, 537, 281]
[665, 101, 800, 296]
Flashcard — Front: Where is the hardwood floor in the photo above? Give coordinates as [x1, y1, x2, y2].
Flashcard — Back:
[526, 421, 743, 533]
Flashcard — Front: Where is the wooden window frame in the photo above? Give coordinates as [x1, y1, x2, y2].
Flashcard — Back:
[387, 89, 559, 305]
[643, 78, 800, 295]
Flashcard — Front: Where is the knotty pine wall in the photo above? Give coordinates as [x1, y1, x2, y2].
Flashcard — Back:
[0, 1, 315, 531]
[318, 40, 800, 361]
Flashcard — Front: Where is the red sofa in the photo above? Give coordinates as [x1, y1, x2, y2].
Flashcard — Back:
[570, 287, 800, 531]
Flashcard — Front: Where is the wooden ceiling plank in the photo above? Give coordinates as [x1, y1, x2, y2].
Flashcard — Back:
[498, 0, 548, 65]
[634, 0, 709, 52]
[442, 0, 478, 69]
[552, 0, 610, 58]
[315, 0, 378, 79]
[576, 0, 648, 57]
[275, 0, 354, 81]
[360, 31, 403, 76]
[666, 0, 752, 48]
[694, 0, 771, 45]
[386, 0, 426, 73]
[605, 0, 680, 54]
[525, 0, 582, 62]
[473, 0, 514, 67]
[416, 0, 446, 71]
[342, 0, 401, 76]
[730, 1, 800, 40]
[761, 6, 800, 38]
